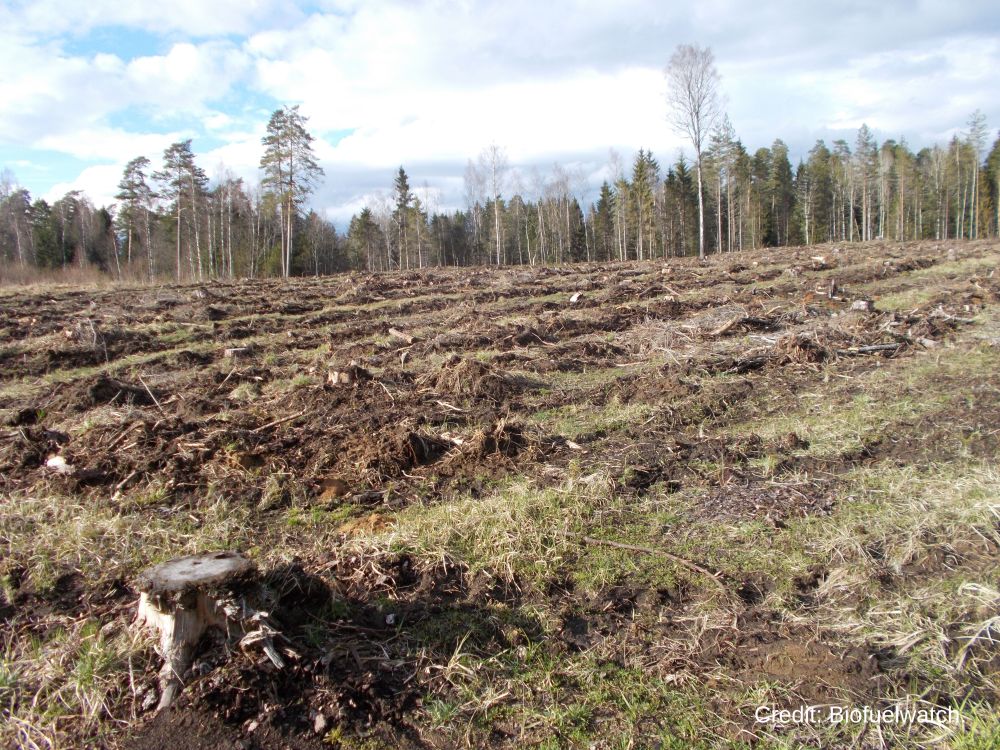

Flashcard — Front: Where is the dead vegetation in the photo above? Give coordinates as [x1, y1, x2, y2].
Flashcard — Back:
[1, 238, 999, 749]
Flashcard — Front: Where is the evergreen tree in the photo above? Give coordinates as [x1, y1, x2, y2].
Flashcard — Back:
[768, 139, 795, 246]
[854, 125, 878, 241]
[802, 141, 833, 244]
[116, 156, 156, 277]
[593, 181, 615, 261]
[260, 105, 324, 277]
[30, 199, 60, 268]
[987, 132, 1000, 237]
[630, 149, 659, 260]
[0, 179, 34, 267]
[154, 140, 207, 281]
[393, 167, 412, 270]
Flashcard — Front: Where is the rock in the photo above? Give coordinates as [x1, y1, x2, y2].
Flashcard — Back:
[850, 299, 875, 312]
[45, 455, 74, 475]
[314, 713, 328, 735]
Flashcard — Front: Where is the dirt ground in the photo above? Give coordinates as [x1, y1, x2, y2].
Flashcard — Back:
[2, 239, 999, 749]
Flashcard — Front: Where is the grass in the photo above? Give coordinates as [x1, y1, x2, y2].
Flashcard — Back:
[0, 618, 152, 750]
[529, 396, 657, 440]
[385, 475, 594, 585]
[2, 239, 999, 748]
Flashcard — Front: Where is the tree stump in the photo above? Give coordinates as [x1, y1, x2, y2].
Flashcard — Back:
[326, 360, 372, 386]
[135, 551, 283, 710]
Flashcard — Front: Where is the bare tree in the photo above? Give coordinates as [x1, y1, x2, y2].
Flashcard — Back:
[665, 44, 721, 258]
[478, 144, 508, 265]
[463, 158, 485, 263]
[967, 110, 988, 239]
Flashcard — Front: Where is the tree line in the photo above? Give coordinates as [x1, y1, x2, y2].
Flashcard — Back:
[2, 104, 999, 281]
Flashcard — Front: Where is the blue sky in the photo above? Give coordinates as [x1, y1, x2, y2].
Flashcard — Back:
[1, 0, 998, 224]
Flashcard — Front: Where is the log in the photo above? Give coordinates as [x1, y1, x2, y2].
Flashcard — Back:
[134, 552, 284, 710]
[388, 328, 418, 345]
[709, 316, 742, 337]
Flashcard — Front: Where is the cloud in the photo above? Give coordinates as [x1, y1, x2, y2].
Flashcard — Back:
[1, 0, 304, 38]
[35, 128, 183, 163]
[0, 37, 251, 152]
[4, 0, 1000, 223]
[43, 162, 127, 207]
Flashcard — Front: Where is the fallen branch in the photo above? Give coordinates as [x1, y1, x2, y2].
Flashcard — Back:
[835, 343, 902, 357]
[435, 400, 467, 413]
[251, 409, 308, 434]
[709, 317, 743, 337]
[137, 375, 166, 416]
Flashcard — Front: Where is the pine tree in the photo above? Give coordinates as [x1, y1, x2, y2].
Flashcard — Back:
[260, 106, 324, 277]
[154, 140, 207, 281]
[31, 199, 59, 268]
[393, 167, 412, 270]
[593, 182, 615, 261]
[768, 139, 795, 246]
[987, 132, 1000, 237]
[116, 156, 156, 278]
[854, 125, 878, 241]
[803, 141, 833, 244]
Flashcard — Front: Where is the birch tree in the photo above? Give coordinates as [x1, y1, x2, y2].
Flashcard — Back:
[478, 144, 508, 265]
[665, 44, 722, 258]
[966, 110, 988, 239]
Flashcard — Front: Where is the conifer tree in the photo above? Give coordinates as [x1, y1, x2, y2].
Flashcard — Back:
[260, 106, 324, 277]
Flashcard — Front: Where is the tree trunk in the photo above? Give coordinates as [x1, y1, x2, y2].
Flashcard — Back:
[696, 152, 705, 258]
[716, 170, 722, 253]
[176, 201, 182, 282]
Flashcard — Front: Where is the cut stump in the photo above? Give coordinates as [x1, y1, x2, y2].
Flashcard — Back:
[327, 361, 372, 386]
[134, 551, 284, 710]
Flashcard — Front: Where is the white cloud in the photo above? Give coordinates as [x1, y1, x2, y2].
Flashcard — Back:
[35, 128, 182, 163]
[2, 0, 302, 38]
[43, 162, 127, 207]
[0, 38, 250, 150]
[4, 0, 1000, 221]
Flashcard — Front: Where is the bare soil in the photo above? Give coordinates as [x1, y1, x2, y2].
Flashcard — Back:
[2, 239, 998, 748]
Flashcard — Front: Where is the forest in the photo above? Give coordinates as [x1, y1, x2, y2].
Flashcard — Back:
[1, 106, 999, 282]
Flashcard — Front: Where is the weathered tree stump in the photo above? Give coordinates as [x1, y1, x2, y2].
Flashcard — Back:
[134, 551, 284, 710]
[327, 360, 372, 386]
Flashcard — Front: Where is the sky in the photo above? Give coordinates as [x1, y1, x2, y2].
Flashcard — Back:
[1, 0, 998, 225]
